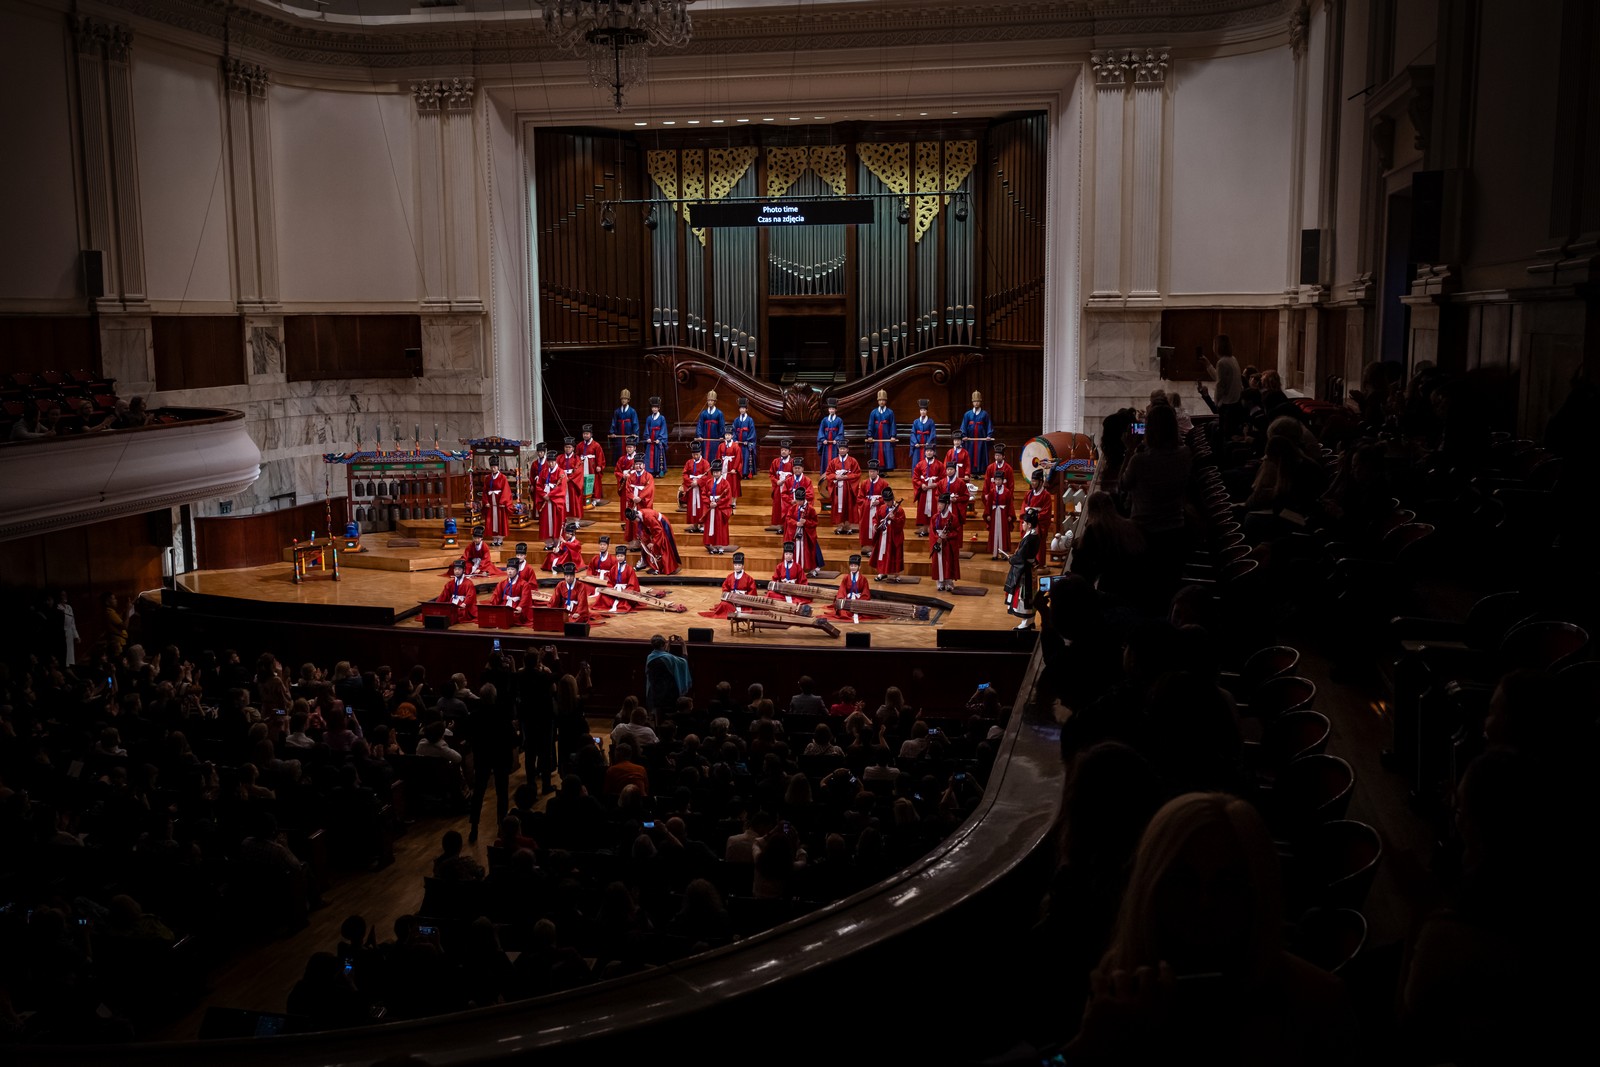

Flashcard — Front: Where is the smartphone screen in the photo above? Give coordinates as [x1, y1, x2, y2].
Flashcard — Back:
[1132, 422, 1146, 435]
[493, 638, 502, 651]
[642, 820, 656, 830]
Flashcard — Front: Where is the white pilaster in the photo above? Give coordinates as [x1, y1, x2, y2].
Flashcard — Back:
[412, 80, 448, 304]
[1090, 50, 1127, 299]
[1129, 48, 1168, 298]
[441, 77, 481, 307]
[103, 25, 145, 304]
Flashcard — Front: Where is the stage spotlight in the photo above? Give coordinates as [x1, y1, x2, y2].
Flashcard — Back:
[897, 201, 911, 225]
[954, 192, 969, 222]
[643, 208, 658, 231]
[600, 203, 616, 232]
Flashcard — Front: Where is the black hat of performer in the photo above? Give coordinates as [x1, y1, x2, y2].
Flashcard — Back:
[451, 559, 466, 572]
[866, 459, 879, 470]
[793, 486, 806, 497]
[560, 562, 576, 576]
[938, 492, 953, 504]
[597, 534, 611, 544]
[472, 524, 485, 537]
[489, 455, 501, 467]
[1031, 467, 1045, 481]
[782, 541, 796, 554]
[690, 441, 703, 453]
[535, 441, 546, 452]
[515, 542, 529, 555]
[994, 441, 1007, 452]
[881, 487, 895, 501]
[624, 507, 640, 520]
[732, 552, 746, 565]
[581, 423, 593, 433]
[825, 397, 839, 409]
[563, 520, 578, 534]
[1022, 508, 1041, 527]
[506, 556, 522, 570]
[632, 454, 645, 465]
[738, 397, 750, 408]
[563, 436, 575, 446]
[918, 397, 930, 409]
[848, 554, 862, 566]
[648, 395, 662, 407]
[780, 437, 793, 449]
[625, 435, 639, 446]
[615, 543, 630, 556]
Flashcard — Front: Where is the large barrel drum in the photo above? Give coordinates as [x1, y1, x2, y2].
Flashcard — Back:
[1019, 432, 1097, 487]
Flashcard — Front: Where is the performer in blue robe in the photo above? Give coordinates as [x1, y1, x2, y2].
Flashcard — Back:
[960, 390, 995, 474]
[867, 389, 898, 471]
[816, 397, 845, 471]
[695, 390, 725, 457]
[730, 398, 758, 477]
[644, 396, 669, 477]
[909, 398, 937, 467]
[609, 389, 640, 457]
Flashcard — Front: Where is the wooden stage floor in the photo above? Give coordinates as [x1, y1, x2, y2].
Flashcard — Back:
[175, 563, 1025, 650]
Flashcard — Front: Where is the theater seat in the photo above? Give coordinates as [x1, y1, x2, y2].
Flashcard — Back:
[1286, 820, 1382, 913]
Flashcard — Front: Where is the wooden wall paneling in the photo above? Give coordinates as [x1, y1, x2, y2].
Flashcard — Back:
[152, 315, 245, 391]
[283, 315, 420, 382]
[0, 315, 102, 378]
[195, 498, 350, 570]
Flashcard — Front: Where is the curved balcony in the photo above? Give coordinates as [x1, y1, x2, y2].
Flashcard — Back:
[0, 409, 260, 542]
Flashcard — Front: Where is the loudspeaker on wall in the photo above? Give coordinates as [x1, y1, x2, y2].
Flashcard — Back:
[687, 627, 714, 644]
[845, 631, 871, 649]
[563, 622, 590, 638]
[404, 347, 424, 378]
[82, 250, 105, 299]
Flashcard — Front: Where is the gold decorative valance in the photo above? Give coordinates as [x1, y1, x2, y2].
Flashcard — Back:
[858, 140, 977, 241]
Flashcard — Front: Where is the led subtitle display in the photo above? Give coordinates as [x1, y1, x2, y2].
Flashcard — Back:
[688, 200, 876, 228]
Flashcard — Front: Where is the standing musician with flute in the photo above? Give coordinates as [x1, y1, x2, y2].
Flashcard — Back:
[983, 441, 1017, 559]
[769, 438, 798, 528]
[825, 439, 861, 535]
[869, 486, 906, 582]
[912, 439, 945, 537]
[930, 491, 965, 593]
[682, 441, 712, 534]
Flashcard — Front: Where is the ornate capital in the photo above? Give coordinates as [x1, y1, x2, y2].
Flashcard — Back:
[1130, 46, 1170, 86]
[440, 75, 475, 111]
[1288, 1, 1310, 59]
[1090, 49, 1127, 90]
[71, 15, 113, 55]
[411, 80, 443, 112]
[224, 58, 270, 97]
[106, 24, 133, 63]
[411, 77, 474, 112]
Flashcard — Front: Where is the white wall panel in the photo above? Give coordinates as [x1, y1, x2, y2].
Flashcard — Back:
[1300, 7, 1328, 226]
[272, 85, 419, 303]
[133, 47, 231, 303]
[0, 6, 81, 301]
[1169, 49, 1294, 295]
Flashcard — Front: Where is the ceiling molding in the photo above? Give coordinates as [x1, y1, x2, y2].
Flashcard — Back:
[81, 0, 1297, 69]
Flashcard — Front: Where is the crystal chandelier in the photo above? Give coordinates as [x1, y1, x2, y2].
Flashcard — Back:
[539, 1, 695, 111]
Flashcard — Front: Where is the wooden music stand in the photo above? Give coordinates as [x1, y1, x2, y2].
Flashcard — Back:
[477, 604, 517, 629]
[527, 604, 566, 633]
[417, 601, 460, 629]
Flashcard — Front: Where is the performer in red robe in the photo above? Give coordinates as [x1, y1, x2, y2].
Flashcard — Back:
[768, 439, 798, 527]
[868, 487, 907, 581]
[930, 493, 964, 592]
[536, 461, 568, 542]
[767, 542, 811, 605]
[586, 534, 619, 585]
[703, 471, 735, 553]
[833, 554, 873, 621]
[614, 439, 640, 503]
[939, 465, 970, 522]
[716, 430, 743, 499]
[577, 425, 606, 505]
[489, 558, 534, 626]
[622, 457, 656, 544]
[825, 442, 862, 534]
[629, 506, 682, 576]
[437, 561, 479, 621]
[945, 434, 976, 515]
[982, 442, 1017, 558]
[557, 438, 584, 520]
[783, 487, 824, 576]
[857, 461, 889, 551]
[554, 563, 592, 623]
[446, 527, 505, 576]
[481, 460, 512, 546]
[682, 443, 712, 533]
[592, 546, 642, 613]
[790, 459, 816, 511]
[912, 449, 946, 535]
[701, 552, 758, 618]
[1021, 469, 1055, 568]
[543, 522, 585, 573]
